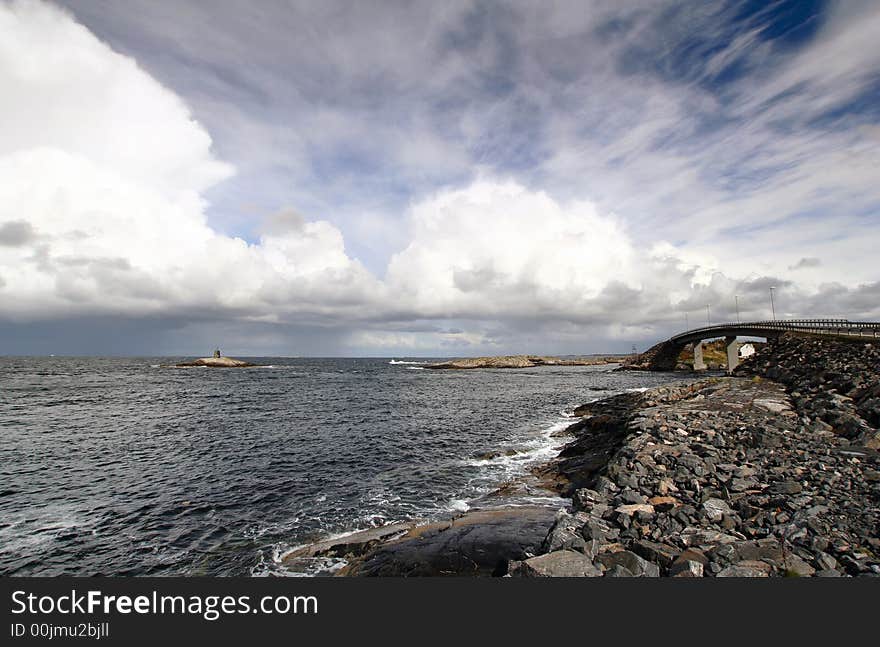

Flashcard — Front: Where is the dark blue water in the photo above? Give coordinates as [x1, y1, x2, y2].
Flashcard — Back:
[0, 357, 689, 576]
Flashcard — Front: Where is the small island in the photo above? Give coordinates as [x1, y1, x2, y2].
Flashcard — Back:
[427, 354, 625, 370]
[171, 349, 258, 368]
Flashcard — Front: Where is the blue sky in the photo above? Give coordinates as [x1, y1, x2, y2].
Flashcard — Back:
[0, 0, 878, 355]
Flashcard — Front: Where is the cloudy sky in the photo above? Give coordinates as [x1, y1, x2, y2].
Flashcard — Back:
[1, 0, 878, 356]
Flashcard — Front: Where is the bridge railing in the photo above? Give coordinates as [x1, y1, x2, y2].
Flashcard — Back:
[669, 319, 880, 343]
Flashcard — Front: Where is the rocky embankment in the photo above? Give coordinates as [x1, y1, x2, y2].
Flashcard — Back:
[511, 333, 880, 577]
[428, 355, 624, 369]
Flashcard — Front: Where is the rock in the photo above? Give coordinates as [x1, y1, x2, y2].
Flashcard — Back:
[633, 540, 679, 568]
[614, 504, 655, 516]
[815, 569, 842, 577]
[769, 481, 803, 495]
[572, 488, 607, 512]
[510, 550, 602, 577]
[815, 553, 837, 571]
[729, 477, 758, 492]
[753, 399, 790, 414]
[542, 510, 587, 553]
[681, 527, 739, 548]
[597, 550, 660, 577]
[580, 517, 617, 542]
[784, 554, 816, 577]
[702, 498, 733, 522]
[670, 560, 704, 577]
[863, 468, 880, 483]
[728, 538, 783, 565]
[673, 548, 709, 567]
[716, 560, 772, 577]
[604, 564, 634, 577]
[173, 356, 257, 368]
[346, 507, 556, 576]
[648, 495, 678, 511]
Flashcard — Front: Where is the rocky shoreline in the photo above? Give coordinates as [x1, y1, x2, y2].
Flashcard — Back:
[283, 333, 879, 577]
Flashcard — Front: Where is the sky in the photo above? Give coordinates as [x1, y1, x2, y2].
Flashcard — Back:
[1, 0, 879, 356]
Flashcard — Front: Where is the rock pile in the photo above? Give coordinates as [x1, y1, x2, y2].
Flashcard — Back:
[513, 376, 880, 577]
[735, 333, 880, 449]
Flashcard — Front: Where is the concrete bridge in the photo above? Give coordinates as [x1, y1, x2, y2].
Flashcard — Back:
[643, 319, 880, 373]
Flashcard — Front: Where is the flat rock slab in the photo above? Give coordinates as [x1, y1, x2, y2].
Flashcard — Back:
[343, 507, 557, 576]
[510, 550, 602, 577]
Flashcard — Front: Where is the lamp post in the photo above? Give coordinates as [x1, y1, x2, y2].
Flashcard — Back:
[706, 304, 711, 327]
[769, 286, 776, 321]
[685, 312, 689, 331]
[735, 295, 740, 323]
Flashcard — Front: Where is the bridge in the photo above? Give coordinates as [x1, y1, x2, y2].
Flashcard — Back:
[642, 319, 880, 373]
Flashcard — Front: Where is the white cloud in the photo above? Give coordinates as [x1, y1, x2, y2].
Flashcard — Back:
[0, 0, 380, 323]
[386, 180, 639, 317]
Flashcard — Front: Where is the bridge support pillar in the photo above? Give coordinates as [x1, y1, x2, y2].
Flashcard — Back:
[692, 341, 706, 371]
[725, 336, 739, 374]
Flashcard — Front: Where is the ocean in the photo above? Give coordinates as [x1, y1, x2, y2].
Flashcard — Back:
[0, 357, 689, 576]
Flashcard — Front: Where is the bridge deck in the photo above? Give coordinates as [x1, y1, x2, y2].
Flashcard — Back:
[669, 319, 880, 346]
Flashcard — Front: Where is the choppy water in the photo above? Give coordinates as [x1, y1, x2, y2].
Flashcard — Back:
[0, 357, 689, 576]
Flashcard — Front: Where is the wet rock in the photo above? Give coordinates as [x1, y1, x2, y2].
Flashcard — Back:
[347, 507, 556, 577]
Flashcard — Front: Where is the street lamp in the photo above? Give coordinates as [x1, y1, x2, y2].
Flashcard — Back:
[685, 312, 689, 331]
[706, 304, 711, 326]
[735, 295, 740, 323]
[769, 286, 776, 321]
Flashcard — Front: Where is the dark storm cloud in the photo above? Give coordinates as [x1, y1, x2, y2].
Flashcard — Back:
[0, 220, 36, 246]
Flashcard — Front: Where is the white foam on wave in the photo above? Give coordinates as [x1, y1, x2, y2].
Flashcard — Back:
[406, 366, 425, 370]
[448, 499, 470, 513]
[457, 416, 578, 509]
[389, 359, 425, 365]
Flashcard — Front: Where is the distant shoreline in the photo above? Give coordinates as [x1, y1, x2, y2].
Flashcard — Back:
[425, 354, 627, 370]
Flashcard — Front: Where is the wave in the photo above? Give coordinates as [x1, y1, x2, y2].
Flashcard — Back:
[389, 359, 425, 365]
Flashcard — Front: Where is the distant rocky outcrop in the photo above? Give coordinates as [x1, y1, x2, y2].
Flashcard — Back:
[427, 355, 624, 370]
[172, 356, 257, 368]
